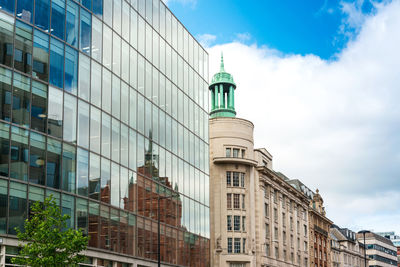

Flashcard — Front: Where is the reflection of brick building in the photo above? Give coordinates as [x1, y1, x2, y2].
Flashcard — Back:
[87, 140, 208, 266]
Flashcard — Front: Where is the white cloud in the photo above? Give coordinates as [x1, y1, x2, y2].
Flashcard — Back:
[234, 32, 252, 43]
[162, 0, 197, 8]
[207, 0, 400, 233]
[196, 33, 217, 48]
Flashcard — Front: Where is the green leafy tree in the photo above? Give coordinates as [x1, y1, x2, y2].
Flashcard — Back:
[12, 195, 89, 267]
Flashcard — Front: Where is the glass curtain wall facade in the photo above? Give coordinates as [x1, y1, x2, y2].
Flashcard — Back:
[0, 0, 210, 266]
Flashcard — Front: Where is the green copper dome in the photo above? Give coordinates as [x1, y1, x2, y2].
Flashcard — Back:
[209, 53, 237, 118]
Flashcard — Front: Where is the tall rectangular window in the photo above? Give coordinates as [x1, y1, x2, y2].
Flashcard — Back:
[62, 143, 76, 193]
[92, 17, 102, 62]
[33, 30, 49, 82]
[80, 9, 91, 55]
[77, 100, 89, 149]
[241, 173, 245, 187]
[233, 194, 240, 209]
[47, 138, 61, 189]
[77, 148, 89, 196]
[233, 215, 240, 231]
[242, 194, 245, 209]
[226, 172, 231, 186]
[65, 46, 78, 94]
[227, 215, 232, 231]
[12, 73, 30, 128]
[227, 193, 231, 209]
[29, 132, 46, 185]
[232, 172, 239, 186]
[0, 15, 14, 68]
[66, 0, 78, 48]
[234, 238, 241, 253]
[51, 0, 65, 40]
[31, 81, 47, 133]
[8, 182, 27, 234]
[14, 21, 33, 74]
[233, 148, 239, 157]
[227, 238, 232, 253]
[50, 38, 64, 89]
[63, 94, 77, 143]
[242, 216, 246, 231]
[33, 0, 50, 30]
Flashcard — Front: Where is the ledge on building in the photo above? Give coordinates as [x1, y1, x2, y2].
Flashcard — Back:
[213, 157, 258, 166]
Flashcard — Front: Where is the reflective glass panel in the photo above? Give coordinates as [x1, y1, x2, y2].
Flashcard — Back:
[76, 198, 88, 235]
[92, 16, 102, 62]
[63, 93, 77, 143]
[0, 67, 12, 122]
[111, 118, 120, 162]
[111, 162, 119, 207]
[8, 182, 27, 234]
[0, 123, 9, 176]
[32, 30, 49, 82]
[91, 60, 101, 107]
[82, 0, 91, 10]
[111, 75, 120, 118]
[120, 124, 128, 167]
[100, 157, 110, 203]
[29, 132, 46, 185]
[113, 0, 121, 34]
[77, 148, 89, 196]
[10, 126, 29, 181]
[0, 0, 15, 14]
[103, 0, 112, 26]
[78, 54, 90, 101]
[46, 137, 62, 189]
[14, 21, 32, 74]
[121, 82, 129, 124]
[80, 8, 91, 55]
[17, 0, 33, 23]
[34, 0, 50, 31]
[47, 86, 63, 138]
[31, 81, 47, 134]
[0, 179, 7, 233]
[51, 0, 65, 40]
[101, 113, 111, 158]
[62, 193, 74, 228]
[77, 100, 89, 149]
[49, 38, 64, 89]
[62, 143, 76, 192]
[112, 33, 121, 76]
[66, 0, 79, 48]
[0, 14, 14, 67]
[93, 0, 103, 18]
[12, 72, 30, 127]
[102, 67, 111, 113]
[103, 25, 112, 69]
[89, 153, 100, 200]
[90, 106, 101, 154]
[65, 46, 78, 94]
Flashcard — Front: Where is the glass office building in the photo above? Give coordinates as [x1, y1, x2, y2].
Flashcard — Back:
[0, 0, 210, 266]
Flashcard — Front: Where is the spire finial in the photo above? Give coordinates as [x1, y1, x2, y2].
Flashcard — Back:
[220, 52, 225, 72]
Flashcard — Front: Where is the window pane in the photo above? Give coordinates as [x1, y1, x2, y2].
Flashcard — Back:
[49, 38, 64, 89]
[34, 0, 50, 31]
[91, 60, 102, 107]
[93, 0, 103, 18]
[111, 118, 120, 162]
[46, 137, 62, 189]
[129, 129, 136, 170]
[63, 94, 77, 143]
[88, 201, 99, 247]
[66, 0, 79, 48]
[112, 75, 120, 119]
[78, 53, 90, 100]
[8, 182, 27, 234]
[14, 21, 33, 74]
[33, 30, 49, 82]
[92, 16, 102, 62]
[120, 124, 128, 167]
[111, 162, 119, 207]
[17, 0, 33, 23]
[0, 14, 14, 67]
[89, 153, 100, 200]
[0, 179, 7, 233]
[80, 9, 91, 55]
[65, 46, 78, 94]
[77, 148, 89, 196]
[12, 72, 30, 127]
[51, 0, 65, 40]
[29, 132, 46, 185]
[122, 1, 129, 41]
[112, 32, 121, 76]
[76, 198, 88, 235]
[121, 82, 129, 124]
[82, 0, 91, 10]
[113, 0, 121, 34]
[129, 87, 137, 129]
[90, 106, 101, 154]
[0, 123, 9, 177]
[100, 157, 110, 203]
[47, 86, 63, 138]
[62, 193, 74, 228]
[102, 26, 112, 71]
[103, 0, 112, 26]
[0, 0, 15, 15]
[62, 143, 76, 192]
[121, 41, 129, 82]
[0, 67, 12, 122]
[102, 67, 111, 112]
[10, 127, 29, 181]
[77, 100, 89, 149]
[31, 81, 47, 133]
[101, 112, 111, 158]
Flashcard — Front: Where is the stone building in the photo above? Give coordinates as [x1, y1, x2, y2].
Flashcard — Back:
[209, 56, 310, 267]
[287, 179, 333, 267]
[330, 225, 366, 267]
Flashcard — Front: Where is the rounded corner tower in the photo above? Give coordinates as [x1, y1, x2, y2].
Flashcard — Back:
[209, 53, 237, 118]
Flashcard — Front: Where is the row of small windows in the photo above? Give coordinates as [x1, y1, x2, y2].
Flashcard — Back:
[225, 147, 245, 158]
[226, 172, 245, 188]
[227, 215, 245, 232]
[265, 244, 308, 266]
[366, 244, 397, 256]
[227, 193, 245, 210]
[227, 238, 246, 254]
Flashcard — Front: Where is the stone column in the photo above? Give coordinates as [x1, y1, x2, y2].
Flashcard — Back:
[211, 87, 215, 110]
[220, 84, 225, 109]
[229, 86, 234, 110]
[214, 85, 219, 108]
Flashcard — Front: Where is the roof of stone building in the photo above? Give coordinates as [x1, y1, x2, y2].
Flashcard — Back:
[357, 232, 396, 247]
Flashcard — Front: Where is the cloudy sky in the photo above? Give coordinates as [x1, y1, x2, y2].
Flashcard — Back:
[166, 0, 400, 234]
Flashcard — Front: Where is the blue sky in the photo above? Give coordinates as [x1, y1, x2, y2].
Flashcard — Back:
[167, 0, 381, 59]
[166, 0, 400, 234]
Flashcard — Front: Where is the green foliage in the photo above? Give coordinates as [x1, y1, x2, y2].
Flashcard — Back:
[12, 195, 89, 267]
